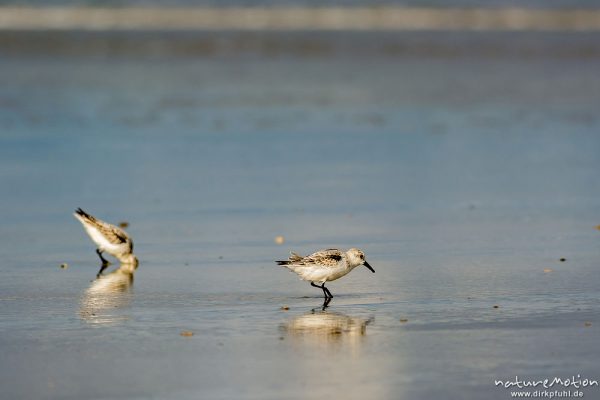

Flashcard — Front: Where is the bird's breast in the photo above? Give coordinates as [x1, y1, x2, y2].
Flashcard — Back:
[325, 266, 352, 282]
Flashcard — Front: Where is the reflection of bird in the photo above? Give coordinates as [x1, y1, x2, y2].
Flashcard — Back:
[282, 310, 372, 344]
[74, 208, 137, 277]
[79, 262, 137, 325]
[277, 248, 375, 300]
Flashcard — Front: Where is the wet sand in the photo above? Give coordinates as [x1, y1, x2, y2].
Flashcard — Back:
[1, 31, 599, 399]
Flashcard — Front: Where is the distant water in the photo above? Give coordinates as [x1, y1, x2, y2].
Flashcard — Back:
[1, 32, 599, 399]
[1, 0, 600, 8]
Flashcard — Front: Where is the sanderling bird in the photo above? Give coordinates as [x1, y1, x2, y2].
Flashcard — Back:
[74, 208, 137, 276]
[277, 248, 375, 302]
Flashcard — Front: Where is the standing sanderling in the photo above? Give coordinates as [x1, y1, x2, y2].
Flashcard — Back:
[277, 248, 375, 303]
[74, 208, 138, 276]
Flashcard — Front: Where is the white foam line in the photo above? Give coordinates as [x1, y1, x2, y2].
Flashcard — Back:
[0, 7, 599, 31]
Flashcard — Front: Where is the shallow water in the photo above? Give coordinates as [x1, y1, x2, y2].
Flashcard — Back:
[2, 0, 599, 8]
[1, 33, 600, 399]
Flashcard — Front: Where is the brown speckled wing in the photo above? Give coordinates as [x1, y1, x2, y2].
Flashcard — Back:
[303, 249, 343, 268]
[288, 252, 304, 263]
[94, 220, 130, 245]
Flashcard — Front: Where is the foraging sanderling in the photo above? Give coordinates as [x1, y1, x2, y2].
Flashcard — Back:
[74, 208, 138, 276]
[277, 248, 375, 300]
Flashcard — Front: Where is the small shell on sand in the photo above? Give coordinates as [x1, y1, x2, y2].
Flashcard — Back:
[274, 235, 285, 245]
[543, 268, 553, 273]
[60, 263, 68, 269]
[399, 318, 408, 323]
[180, 331, 194, 337]
[584, 322, 592, 327]
[280, 306, 290, 311]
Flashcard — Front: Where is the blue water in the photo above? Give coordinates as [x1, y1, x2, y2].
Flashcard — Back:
[1, 34, 599, 399]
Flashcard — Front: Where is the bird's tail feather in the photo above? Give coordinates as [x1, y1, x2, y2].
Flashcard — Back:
[276, 251, 303, 266]
[74, 207, 96, 223]
[289, 252, 303, 262]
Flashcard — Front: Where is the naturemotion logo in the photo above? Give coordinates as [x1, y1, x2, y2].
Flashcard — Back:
[495, 375, 598, 398]
[495, 375, 598, 390]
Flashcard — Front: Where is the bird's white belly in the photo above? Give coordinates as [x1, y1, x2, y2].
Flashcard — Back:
[325, 267, 352, 282]
[85, 226, 126, 256]
[297, 265, 350, 283]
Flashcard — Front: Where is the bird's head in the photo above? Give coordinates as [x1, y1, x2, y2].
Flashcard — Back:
[346, 248, 375, 273]
[119, 254, 139, 269]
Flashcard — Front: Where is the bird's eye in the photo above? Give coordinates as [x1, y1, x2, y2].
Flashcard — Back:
[360, 254, 364, 259]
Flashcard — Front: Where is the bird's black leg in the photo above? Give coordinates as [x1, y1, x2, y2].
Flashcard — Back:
[311, 282, 333, 299]
[95, 249, 110, 278]
[311, 282, 327, 298]
[96, 249, 110, 265]
[323, 285, 333, 299]
[322, 297, 332, 310]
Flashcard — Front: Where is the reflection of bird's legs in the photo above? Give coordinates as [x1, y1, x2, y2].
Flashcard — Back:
[95, 249, 110, 278]
[96, 263, 109, 278]
[311, 282, 333, 299]
[96, 249, 110, 265]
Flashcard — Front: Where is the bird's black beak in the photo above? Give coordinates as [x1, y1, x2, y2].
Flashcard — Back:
[363, 261, 375, 273]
